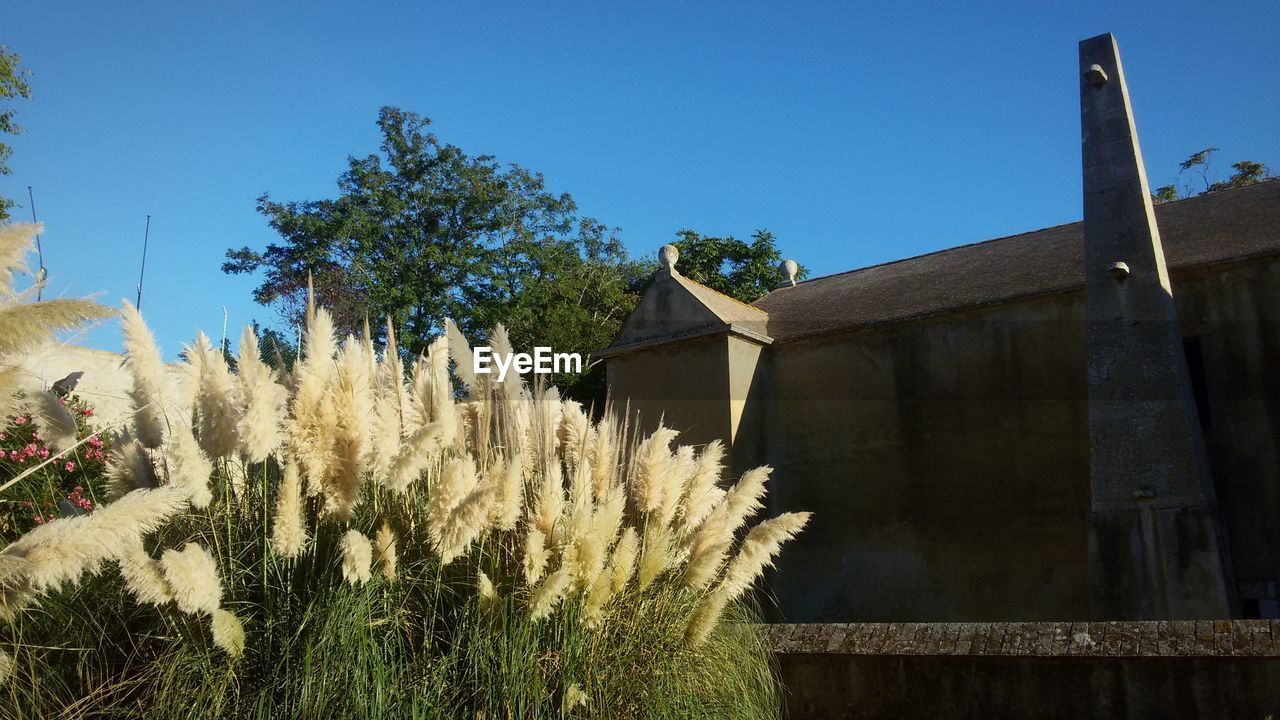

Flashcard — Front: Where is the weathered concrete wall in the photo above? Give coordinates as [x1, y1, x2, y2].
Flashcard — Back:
[766, 622, 1280, 719]
[18, 344, 189, 429]
[766, 294, 1092, 622]
[605, 335, 731, 449]
[1175, 258, 1280, 617]
[762, 254, 1280, 623]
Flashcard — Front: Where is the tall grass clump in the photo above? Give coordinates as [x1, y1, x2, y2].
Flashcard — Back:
[0, 225, 809, 718]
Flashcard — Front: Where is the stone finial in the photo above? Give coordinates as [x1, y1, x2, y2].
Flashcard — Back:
[660, 244, 680, 274]
[780, 259, 798, 287]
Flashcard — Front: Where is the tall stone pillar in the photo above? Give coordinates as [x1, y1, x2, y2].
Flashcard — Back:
[1080, 33, 1233, 619]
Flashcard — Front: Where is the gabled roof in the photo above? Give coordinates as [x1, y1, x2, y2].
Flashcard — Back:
[599, 267, 771, 358]
[753, 179, 1280, 342]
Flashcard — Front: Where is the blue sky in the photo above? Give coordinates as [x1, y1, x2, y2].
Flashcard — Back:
[3, 1, 1278, 358]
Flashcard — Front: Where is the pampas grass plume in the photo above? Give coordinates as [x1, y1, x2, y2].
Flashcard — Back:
[271, 461, 307, 558]
[235, 326, 288, 462]
[339, 529, 373, 585]
[120, 301, 169, 448]
[118, 539, 173, 606]
[375, 521, 397, 580]
[159, 542, 222, 617]
[529, 567, 572, 620]
[211, 608, 246, 658]
[30, 390, 76, 450]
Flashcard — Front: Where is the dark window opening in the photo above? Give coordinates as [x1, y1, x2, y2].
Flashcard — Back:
[1183, 337, 1212, 431]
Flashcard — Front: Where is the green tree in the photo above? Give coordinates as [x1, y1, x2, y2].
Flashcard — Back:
[224, 106, 643, 405]
[1153, 147, 1273, 203]
[670, 228, 805, 303]
[0, 45, 33, 221]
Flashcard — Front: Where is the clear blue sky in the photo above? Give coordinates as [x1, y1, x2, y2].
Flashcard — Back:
[4, 1, 1278, 358]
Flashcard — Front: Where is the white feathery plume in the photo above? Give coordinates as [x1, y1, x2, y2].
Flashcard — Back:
[189, 331, 241, 459]
[2, 485, 188, 595]
[486, 455, 524, 531]
[289, 306, 338, 497]
[30, 390, 76, 450]
[339, 529, 373, 585]
[683, 466, 771, 590]
[327, 336, 373, 519]
[427, 457, 477, 555]
[714, 512, 811, 600]
[608, 527, 639, 595]
[488, 324, 523, 403]
[636, 524, 675, 590]
[159, 542, 222, 617]
[271, 461, 307, 558]
[680, 441, 725, 532]
[523, 527, 549, 585]
[529, 567, 572, 620]
[438, 478, 496, 563]
[120, 301, 169, 448]
[0, 647, 12, 686]
[163, 421, 213, 509]
[686, 512, 811, 645]
[630, 427, 681, 522]
[532, 462, 564, 541]
[384, 421, 444, 494]
[105, 432, 159, 500]
[0, 223, 36, 300]
[117, 538, 172, 605]
[368, 393, 403, 485]
[588, 414, 619, 501]
[445, 318, 478, 396]
[211, 608, 246, 658]
[235, 326, 288, 463]
[0, 554, 35, 622]
[427, 335, 459, 447]
[374, 521, 397, 580]
[477, 570, 498, 608]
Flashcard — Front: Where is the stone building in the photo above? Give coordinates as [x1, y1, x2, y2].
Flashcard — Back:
[601, 34, 1280, 624]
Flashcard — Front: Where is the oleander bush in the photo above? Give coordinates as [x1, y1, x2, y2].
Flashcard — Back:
[0, 223, 809, 718]
[0, 394, 110, 541]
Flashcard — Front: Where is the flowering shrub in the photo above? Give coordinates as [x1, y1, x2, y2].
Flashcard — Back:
[0, 394, 109, 540]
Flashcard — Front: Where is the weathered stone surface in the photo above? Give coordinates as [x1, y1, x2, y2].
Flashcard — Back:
[764, 621, 1280, 657]
[1080, 32, 1232, 620]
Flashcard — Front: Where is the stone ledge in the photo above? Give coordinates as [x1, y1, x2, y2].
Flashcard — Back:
[763, 621, 1280, 658]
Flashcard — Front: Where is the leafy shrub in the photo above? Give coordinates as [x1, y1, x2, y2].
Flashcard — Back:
[0, 394, 110, 540]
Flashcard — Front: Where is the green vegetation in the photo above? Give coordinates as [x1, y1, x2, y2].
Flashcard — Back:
[1152, 147, 1273, 204]
[1, 224, 804, 718]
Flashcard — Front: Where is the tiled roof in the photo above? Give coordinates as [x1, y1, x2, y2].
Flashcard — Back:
[753, 180, 1280, 342]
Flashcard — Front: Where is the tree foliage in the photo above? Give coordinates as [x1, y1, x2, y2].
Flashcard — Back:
[0, 45, 33, 221]
[224, 107, 647, 405]
[669, 229, 804, 303]
[1152, 147, 1273, 204]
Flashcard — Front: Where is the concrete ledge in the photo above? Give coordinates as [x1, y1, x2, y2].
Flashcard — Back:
[765, 622, 1280, 719]
[763, 620, 1280, 657]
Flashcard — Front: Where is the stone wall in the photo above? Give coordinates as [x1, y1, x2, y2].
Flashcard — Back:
[766, 622, 1280, 718]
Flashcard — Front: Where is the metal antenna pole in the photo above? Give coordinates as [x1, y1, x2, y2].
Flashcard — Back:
[27, 187, 44, 301]
[136, 214, 151, 310]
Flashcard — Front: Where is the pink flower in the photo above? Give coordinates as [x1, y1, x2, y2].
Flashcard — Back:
[83, 408, 93, 417]
[13, 416, 26, 425]
[0, 431, 6, 440]
[33, 515, 43, 524]
[64, 461, 76, 473]
[87, 435, 103, 448]
[38, 448, 49, 459]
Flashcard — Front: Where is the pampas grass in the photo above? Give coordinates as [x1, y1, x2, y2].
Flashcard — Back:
[159, 542, 222, 617]
[121, 301, 170, 449]
[0, 286, 805, 719]
[339, 529, 373, 585]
